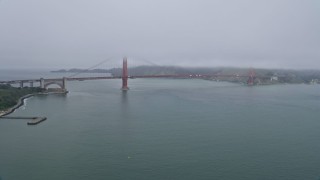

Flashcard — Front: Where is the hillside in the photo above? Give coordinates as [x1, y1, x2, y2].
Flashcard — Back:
[52, 66, 320, 84]
[0, 84, 44, 111]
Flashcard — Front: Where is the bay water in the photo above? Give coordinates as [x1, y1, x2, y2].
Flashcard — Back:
[1, 70, 320, 179]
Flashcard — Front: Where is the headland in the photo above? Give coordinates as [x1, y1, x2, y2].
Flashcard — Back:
[0, 84, 67, 117]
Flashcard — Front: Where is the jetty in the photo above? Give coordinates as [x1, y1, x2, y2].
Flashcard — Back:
[0, 116, 47, 125]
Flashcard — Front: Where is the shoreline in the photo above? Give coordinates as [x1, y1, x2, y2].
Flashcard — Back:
[0, 91, 68, 117]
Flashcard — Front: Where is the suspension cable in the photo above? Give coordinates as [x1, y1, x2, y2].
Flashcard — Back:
[67, 57, 113, 78]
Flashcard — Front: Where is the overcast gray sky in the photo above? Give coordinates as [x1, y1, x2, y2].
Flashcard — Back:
[0, 0, 319, 69]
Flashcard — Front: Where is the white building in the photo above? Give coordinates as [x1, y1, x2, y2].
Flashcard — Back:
[270, 76, 278, 81]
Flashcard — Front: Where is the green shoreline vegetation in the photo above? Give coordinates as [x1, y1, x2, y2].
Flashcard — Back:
[0, 84, 44, 111]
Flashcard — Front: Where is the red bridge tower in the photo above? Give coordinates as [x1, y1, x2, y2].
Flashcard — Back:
[247, 68, 256, 86]
[122, 57, 129, 90]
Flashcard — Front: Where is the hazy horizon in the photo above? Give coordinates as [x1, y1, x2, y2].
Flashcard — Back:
[0, 0, 319, 69]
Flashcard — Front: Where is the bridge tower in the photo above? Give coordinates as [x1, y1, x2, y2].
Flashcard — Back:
[62, 77, 67, 90]
[122, 57, 129, 90]
[247, 68, 256, 86]
[19, 81, 23, 88]
[40, 78, 44, 89]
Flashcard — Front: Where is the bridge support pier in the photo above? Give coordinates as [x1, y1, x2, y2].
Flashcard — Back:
[40, 78, 44, 89]
[30, 82, 33, 87]
[122, 57, 129, 91]
[62, 77, 66, 90]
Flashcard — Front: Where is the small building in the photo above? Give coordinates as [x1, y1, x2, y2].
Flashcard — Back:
[310, 79, 319, 84]
[270, 76, 278, 81]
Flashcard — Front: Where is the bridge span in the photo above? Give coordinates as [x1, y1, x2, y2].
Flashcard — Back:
[0, 57, 268, 91]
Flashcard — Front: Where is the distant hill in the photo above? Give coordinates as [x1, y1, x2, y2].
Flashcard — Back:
[52, 66, 251, 76]
[52, 66, 320, 84]
[51, 68, 110, 73]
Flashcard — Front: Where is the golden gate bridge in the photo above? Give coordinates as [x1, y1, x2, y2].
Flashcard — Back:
[0, 57, 264, 91]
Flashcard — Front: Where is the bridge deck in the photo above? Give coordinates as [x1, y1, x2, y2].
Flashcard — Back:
[0, 74, 272, 84]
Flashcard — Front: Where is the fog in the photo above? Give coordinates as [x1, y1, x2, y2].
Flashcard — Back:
[0, 0, 319, 69]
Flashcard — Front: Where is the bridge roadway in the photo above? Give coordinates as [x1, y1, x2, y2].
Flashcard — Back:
[0, 74, 270, 85]
[0, 76, 120, 84]
[1, 58, 273, 88]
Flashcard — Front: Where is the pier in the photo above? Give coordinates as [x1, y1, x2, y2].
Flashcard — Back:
[0, 116, 47, 125]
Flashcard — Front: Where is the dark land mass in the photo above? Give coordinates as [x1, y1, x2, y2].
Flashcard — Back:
[52, 66, 320, 84]
[52, 68, 109, 73]
[0, 84, 44, 111]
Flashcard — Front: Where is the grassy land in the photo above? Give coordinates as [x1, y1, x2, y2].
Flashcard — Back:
[0, 84, 44, 111]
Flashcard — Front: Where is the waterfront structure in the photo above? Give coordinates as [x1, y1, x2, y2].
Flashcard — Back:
[271, 76, 278, 81]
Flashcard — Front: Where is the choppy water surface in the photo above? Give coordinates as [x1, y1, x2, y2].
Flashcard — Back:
[1, 72, 320, 180]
